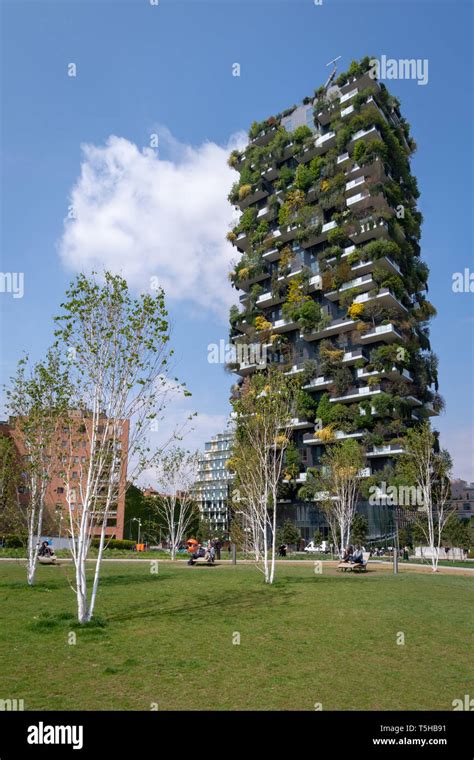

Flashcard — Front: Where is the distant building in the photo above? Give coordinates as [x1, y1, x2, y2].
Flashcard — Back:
[193, 430, 234, 531]
[450, 479, 474, 522]
[0, 412, 129, 540]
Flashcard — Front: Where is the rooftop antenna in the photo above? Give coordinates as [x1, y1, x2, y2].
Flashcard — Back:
[324, 55, 342, 91]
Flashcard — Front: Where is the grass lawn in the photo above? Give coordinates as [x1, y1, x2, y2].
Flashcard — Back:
[0, 561, 472, 711]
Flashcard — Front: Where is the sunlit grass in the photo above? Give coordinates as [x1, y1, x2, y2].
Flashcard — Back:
[0, 562, 472, 711]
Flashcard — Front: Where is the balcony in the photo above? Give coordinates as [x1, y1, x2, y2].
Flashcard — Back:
[354, 287, 408, 314]
[235, 230, 250, 251]
[356, 366, 413, 382]
[315, 130, 336, 152]
[366, 444, 404, 458]
[346, 190, 389, 213]
[239, 185, 269, 209]
[342, 349, 367, 365]
[251, 124, 278, 146]
[329, 386, 382, 403]
[284, 364, 305, 377]
[261, 163, 278, 181]
[272, 317, 299, 334]
[340, 87, 358, 104]
[237, 360, 267, 377]
[262, 246, 281, 263]
[256, 205, 273, 221]
[341, 104, 355, 119]
[350, 256, 401, 279]
[316, 101, 338, 126]
[326, 274, 374, 302]
[348, 126, 382, 149]
[337, 152, 350, 165]
[303, 430, 364, 445]
[302, 375, 332, 391]
[303, 317, 358, 341]
[359, 324, 403, 344]
[288, 418, 313, 430]
[345, 175, 366, 193]
[301, 219, 337, 249]
[350, 217, 390, 244]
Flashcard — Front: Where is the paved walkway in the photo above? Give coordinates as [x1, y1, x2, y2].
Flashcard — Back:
[1, 556, 473, 575]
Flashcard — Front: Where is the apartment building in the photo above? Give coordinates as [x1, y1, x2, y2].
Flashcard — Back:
[0, 411, 129, 540]
[192, 430, 234, 531]
[450, 479, 474, 522]
[227, 57, 440, 540]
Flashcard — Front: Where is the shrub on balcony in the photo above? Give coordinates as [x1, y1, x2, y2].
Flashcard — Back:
[278, 189, 305, 226]
[296, 389, 318, 421]
[283, 442, 301, 480]
[362, 238, 401, 263]
[229, 305, 241, 327]
[348, 302, 365, 320]
[330, 367, 353, 396]
[228, 150, 242, 168]
[254, 315, 272, 332]
[327, 227, 349, 247]
[250, 220, 270, 248]
[227, 182, 240, 204]
[297, 300, 322, 332]
[227, 231, 237, 243]
[293, 125, 312, 144]
[237, 207, 258, 234]
[295, 164, 313, 192]
[371, 392, 393, 417]
[317, 425, 336, 443]
[238, 184, 252, 201]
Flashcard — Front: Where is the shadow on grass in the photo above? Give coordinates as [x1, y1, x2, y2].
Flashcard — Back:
[106, 584, 294, 625]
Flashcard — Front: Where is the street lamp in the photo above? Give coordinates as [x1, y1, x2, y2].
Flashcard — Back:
[132, 517, 142, 545]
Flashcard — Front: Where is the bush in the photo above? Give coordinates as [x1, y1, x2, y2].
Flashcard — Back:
[1, 534, 27, 548]
[91, 539, 136, 550]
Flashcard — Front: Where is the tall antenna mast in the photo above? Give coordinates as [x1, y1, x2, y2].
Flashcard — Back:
[324, 55, 342, 91]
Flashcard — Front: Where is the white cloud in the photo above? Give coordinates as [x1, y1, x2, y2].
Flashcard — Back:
[58, 129, 247, 319]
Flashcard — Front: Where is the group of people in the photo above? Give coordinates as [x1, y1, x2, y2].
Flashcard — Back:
[341, 545, 364, 565]
[186, 539, 218, 565]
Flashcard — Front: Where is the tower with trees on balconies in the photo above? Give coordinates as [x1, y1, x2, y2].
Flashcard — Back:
[227, 57, 442, 541]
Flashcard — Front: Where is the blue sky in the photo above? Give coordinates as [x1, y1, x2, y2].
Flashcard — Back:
[1, 0, 473, 478]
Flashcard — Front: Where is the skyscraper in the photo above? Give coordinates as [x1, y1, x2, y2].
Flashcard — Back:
[193, 430, 234, 531]
[227, 57, 440, 540]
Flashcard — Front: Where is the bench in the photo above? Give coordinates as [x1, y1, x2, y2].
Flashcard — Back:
[337, 551, 370, 573]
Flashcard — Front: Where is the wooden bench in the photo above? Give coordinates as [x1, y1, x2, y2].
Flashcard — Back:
[337, 551, 370, 573]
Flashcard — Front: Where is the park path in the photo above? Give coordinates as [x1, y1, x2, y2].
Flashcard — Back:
[1, 557, 473, 575]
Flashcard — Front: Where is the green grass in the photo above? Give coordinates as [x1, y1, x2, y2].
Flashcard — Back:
[0, 562, 472, 711]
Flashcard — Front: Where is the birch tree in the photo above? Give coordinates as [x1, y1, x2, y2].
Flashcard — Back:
[396, 422, 453, 571]
[150, 448, 199, 559]
[229, 370, 298, 583]
[54, 271, 190, 622]
[5, 352, 72, 584]
[299, 439, 365, 558]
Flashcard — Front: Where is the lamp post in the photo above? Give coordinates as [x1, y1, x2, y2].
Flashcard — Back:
[132, 517, 142, 545]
